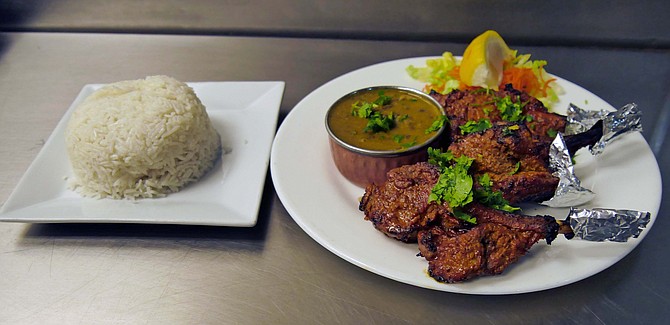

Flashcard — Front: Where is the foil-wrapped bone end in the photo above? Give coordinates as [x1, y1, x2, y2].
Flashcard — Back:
[565, 104, 609, 135]
[542, 102, 644, 207]
[566, 103, 643, 155]
[567, 208, 651, 242]
[541, 133, 595, 207]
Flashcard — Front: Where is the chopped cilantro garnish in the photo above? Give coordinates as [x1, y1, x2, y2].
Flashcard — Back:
[453, 210, 477, 224]
[401, 137, 418, 148]
[427, 149, 521, 223]
[374, 91, 392, 106]
[427, 149, 475, 209]
[351, 93, 396, 133]
[474, 174, 520, 212]
[351, 101, 374, 118]
[495, 95, 528, 122]
[547, 128, 558, 138]
[351, 91, 391, 118]
[393, 134, 417, 148]
[427, 147, 455, 169]
[460, 118, 492, 135]
[509, 161, 521, 175]
[425, 115, 448, 134]
[363, 111, 395, 133]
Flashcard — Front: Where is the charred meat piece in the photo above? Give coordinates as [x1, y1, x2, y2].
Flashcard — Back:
[448, 122, 559, 204]
[463, 203, 560, 244]
[358, 157, 563, 243]
[417, 204, 558, 283]
[430, 84, 566, 143]
[447, 120, 604, 204]
[360, 162, 572, 283]
[359, 162, 463, 242]
[418, 223, 545, 283]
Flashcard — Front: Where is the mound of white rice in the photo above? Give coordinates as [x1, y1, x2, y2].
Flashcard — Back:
[65, 75, 221, 199]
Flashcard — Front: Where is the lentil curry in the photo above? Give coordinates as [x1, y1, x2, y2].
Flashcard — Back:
[327, 87, 445, 151]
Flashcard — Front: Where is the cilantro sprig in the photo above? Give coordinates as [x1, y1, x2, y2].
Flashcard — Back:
[427, 148, 476, 223]
[429, 155, 474, 210]
[425, 115, 448, 134]
[546, 128, 558, 138]
[427, 148, 521, 224]
[351, 91, 396, 133]
[459, 118, 492, 135]
[495, 95, 533, 123]
[474, 174, 520, 212]
[364, 111, 395, 133]
[457, 94, 535, 136]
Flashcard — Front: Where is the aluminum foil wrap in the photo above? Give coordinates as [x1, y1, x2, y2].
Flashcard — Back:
[567, 207, 651, 242]
[566, 103, 643, 155]
[565, 103, 609, 135]
[541, 103, 644, 207]
[541, 133, 595, 207]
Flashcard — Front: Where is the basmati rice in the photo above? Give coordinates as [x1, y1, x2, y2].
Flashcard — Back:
[65, 75, 221, 199]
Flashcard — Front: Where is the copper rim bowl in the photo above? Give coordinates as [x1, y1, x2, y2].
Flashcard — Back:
[325, 86, 447, 188]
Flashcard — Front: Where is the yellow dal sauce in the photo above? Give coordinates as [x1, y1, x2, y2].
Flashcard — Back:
[328, 88, 444, 151]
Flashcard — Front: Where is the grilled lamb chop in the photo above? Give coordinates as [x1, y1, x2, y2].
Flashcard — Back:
[359, 162, 458, 242]
[418, 223, 543, 283]
[428, 84, 602, 204]
[462, 203, 560, 243]
[447, 120, 603, 204]
[359, 160, 563, 242]
[417, 203, 560, 283]
[359, 85, 605, 283]
[430, 84, 566, 143]
[448, 122, 558, 204]
[359, 162, 572, 282]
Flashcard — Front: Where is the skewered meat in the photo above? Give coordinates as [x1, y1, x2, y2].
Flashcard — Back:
[359, 161, 567, 282]
[462, 203, 561, 243]
[430, 84, 566, 143]
[418, 222, 544, 283]
[359, 85, 604, 282]
[448, 122, 558, 204]
[428, 84, 602, 204]
[359, 162, 459, 242]
[417, 203, 562, 283]
[358, 159, 563, 243]
[447, 120, 603, 204]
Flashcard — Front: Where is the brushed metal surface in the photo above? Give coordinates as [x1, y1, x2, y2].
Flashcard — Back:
[0, 0, 668, 48]
[0, 32, 668, 324]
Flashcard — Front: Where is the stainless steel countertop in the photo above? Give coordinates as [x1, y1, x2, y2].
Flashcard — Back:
[2, 0, 668, 48]
[0, 23, 668, 325]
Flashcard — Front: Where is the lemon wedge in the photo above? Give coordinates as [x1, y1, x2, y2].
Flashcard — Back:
[459, 30, 515, 90]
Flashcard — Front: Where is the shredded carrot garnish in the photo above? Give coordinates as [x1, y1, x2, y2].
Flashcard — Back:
[501, 65, 557, 99]
[449, 66, 461, 79]
[502, 67, 541, 96]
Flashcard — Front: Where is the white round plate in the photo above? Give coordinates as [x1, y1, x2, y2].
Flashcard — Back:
[270, 57, 661, 295]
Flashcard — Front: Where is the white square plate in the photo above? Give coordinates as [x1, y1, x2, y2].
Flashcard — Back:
[0, 81, 285, 226]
